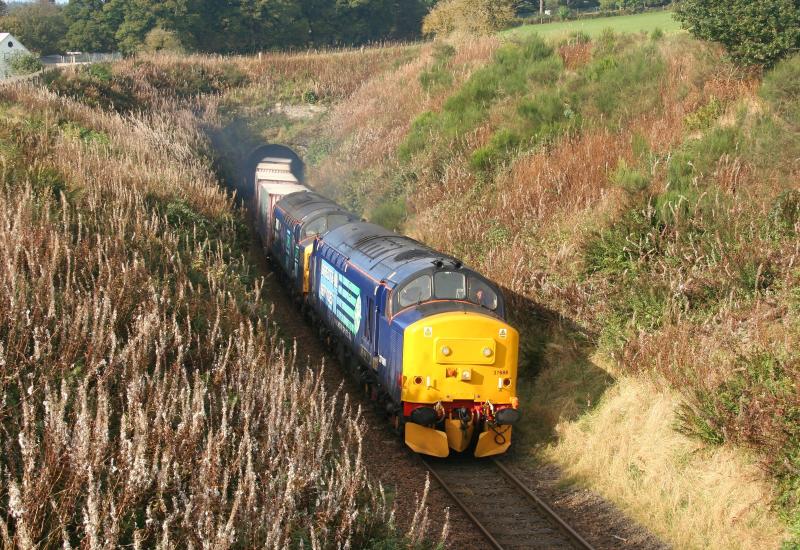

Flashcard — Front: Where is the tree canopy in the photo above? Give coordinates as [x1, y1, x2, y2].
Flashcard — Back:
[675, 0, 800, 66]
[1, 4, 68, 55]
[58, 0, 435, 54]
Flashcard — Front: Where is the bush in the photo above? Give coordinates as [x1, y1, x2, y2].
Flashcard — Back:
[650, 27, 664, 41]
[370, 197, 407, 231]
[577, 43, 666, 123]
[87, 62, 113, 82]
[679, 349, 800, 509]
[419, 42, 456, 92]
[675, 0, 800, 67]
[470, 128, 521, 171]
[557, 5, 571, 20]
[143, 27, 184, 53]
[611, 159, 649, 193]
[683, 96, 725, 132]
[760, 54, 800, 129]
[594, 27, 618, 57]
[619, 0, 645, 13]
[422, 0, 517, 36]
[8, 53, 43, 75]
[584, 204, 659, 277]
[599, 0, 618, 11]
[43, 67, 139, 112]
[400, 36, 560, 160]
[769, 190, 800, 235]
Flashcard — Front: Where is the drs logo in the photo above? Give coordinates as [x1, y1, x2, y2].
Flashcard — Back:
[320, 260, 362, 335]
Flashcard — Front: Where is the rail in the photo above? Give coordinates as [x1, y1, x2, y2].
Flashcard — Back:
[420, 456, 595, 550]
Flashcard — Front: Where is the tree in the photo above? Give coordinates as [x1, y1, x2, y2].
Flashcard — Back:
[618, 0, 644, 12]
[64, 0, 119, 52]
[422, 0, 517, 36]
[61, 0, 434, 54]
[8, 52, 43, 74]
[674, 0, 800, 67]
[599, 0, 618, 11]
[1, 4, 67, 54]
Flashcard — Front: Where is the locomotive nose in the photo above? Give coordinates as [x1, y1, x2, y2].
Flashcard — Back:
[402, 311, 520, 457]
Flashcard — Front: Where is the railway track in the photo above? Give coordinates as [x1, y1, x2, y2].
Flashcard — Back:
[421, 457, 595, 550]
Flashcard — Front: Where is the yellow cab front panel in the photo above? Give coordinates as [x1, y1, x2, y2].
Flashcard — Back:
[401, 311, 520, 457]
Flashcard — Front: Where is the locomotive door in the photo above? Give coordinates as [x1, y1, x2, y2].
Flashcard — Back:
[362, 285, 387, 370]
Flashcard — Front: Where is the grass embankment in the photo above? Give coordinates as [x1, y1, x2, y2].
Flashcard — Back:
[304, 30, 800, 548]
[505, 10, 681, 40]
[0, 56, 443, 548]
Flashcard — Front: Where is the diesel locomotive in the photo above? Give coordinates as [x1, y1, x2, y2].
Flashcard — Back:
[248, 145, 521, 458]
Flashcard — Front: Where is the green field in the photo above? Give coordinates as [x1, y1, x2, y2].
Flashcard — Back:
[504, 10, 681, 40]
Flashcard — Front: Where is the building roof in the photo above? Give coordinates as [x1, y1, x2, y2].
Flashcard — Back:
[0, 33, 26, 47]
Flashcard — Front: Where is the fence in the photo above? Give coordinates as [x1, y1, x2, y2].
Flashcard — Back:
[40, 52, 122, 66]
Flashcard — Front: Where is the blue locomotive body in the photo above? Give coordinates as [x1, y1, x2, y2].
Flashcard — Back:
[265, 185, 521, 458]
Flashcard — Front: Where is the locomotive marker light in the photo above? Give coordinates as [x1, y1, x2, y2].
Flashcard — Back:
[483, 347, 493, 357]
[441, 345, 452, 356]
[461, 369, 472, 381]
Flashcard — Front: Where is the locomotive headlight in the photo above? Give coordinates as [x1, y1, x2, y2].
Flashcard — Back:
[482, 347, 493, 358]
[461, 370, 472, 381]
[441, 346, 452, 357]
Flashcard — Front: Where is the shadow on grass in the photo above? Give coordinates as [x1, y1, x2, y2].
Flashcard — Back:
[502, 286, 615, 453]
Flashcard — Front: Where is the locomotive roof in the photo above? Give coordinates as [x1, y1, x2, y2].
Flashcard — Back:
[320, 221, 466, 287]
[276, 191, 354, 224]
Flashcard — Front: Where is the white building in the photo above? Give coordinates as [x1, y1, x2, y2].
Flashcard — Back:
[0, 33, 32, 78]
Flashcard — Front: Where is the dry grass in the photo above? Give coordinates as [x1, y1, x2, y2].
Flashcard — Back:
[382, 33, 798, 545]
[0, 79, 442, 548]
[546, 375, 788, 549]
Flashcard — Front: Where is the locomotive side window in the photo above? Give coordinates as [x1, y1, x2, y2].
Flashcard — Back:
[398, 275, 432, 307]
[302, 216, 327, 238]
[468, 277, 498, 310]
[434, 271, 466, 300]
[273, 218, 281, 245]
[327, 214, 350, 231]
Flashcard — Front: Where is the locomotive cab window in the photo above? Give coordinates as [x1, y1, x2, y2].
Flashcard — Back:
[434, 271, 466, 300]
[468, 277, 498, 310]
[398, 275, 432, 307]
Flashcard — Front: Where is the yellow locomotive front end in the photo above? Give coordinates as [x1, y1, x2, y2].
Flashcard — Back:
[401, 312, 520, 458]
